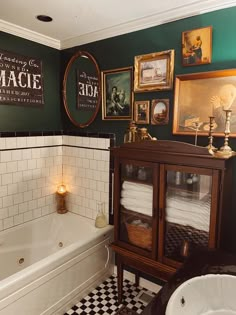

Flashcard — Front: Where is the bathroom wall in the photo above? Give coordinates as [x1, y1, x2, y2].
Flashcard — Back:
[62, 136, 111, 220]
[0, 135, 111, 231]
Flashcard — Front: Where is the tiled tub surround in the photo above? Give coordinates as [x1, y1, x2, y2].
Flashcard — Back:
[62, 135, 110, 221]
[0, 136, 62, 232]
[0, 135, 111, 232]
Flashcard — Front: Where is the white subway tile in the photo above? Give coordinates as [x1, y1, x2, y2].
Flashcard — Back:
[41, 205, 50, 216]
[13, 171, 23, 184]
[97, 138, 106, 149]
[89, 137, 98, 148]
[85, 207, 93, 219]
[0, 138, 6, 150]
[32, 148, 41, 159]
[16, 137, 27, 148]
[22, 149, 32, 160]
[33, 208, 42, 218]
[3, 217, 13, 229]
[86, 149, 94, 160]
[2, 173, 13, 186]
[17, 160, 28, 171]
[8, 205, 18, 217]
[94, 150, 102, 161]
[1, 151, 12, 162]
[24, 210, 33, 222]
[5, 138, 17, 150]
[14, 214, 24, 225]
[0, 186, 7, 198]
[0, 163, 7, 174]
[7, 183, 18, 195]
[36, 136, 45, 147]
[27, 159, 37, 170]
[19, 202, 29, 213]
[7, 161, 18, 173]
[23, 191, 33, 202]
[27, 137, 36, 148]
[18, 182, 28, 193]
[0, 207, 8, 219]
[28, 199, 37, 210]
[13, 193, 24, 205]
[12, 150, 22, 161]
[82, 137, 90, 147]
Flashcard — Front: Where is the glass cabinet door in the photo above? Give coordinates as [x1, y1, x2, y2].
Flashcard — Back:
[118, 160, 156, 255]
[161, 166, 216, 264]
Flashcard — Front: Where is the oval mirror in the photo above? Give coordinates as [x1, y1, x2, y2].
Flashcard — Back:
[63, 51, 101, 128]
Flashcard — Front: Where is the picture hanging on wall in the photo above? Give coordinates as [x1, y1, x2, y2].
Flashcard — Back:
[151, 99, 169, 125]
[173, 69, 236, 136]
[134, 50, 175, 92]
[0, 49, 44, 106]
[134, 100, 150, 124]
[102, 67, 133, 120]
[182, 26, 212, 66]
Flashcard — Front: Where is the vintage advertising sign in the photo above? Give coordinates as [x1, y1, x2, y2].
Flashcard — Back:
[77, 70, 99, 111]
[0, 49, 44, 106]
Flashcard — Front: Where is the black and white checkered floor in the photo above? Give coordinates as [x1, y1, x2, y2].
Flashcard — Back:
[64, 275, 156, 315]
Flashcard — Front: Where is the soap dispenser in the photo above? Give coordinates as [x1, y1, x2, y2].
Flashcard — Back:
[95, 202, 107, 228]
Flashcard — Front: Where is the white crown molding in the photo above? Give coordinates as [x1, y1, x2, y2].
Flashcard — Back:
[1, 0, 236, 50]
[0, 19, 60, 50]
[60, 0, 236, 50]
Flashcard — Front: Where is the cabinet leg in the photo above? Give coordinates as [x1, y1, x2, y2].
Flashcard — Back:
[117, 255, 123, 304]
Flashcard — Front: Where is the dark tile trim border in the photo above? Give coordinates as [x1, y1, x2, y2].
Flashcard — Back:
[0, 130, 116, 141]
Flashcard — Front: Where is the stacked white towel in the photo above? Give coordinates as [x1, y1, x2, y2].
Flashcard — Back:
[120, 181, 153, 216]
[166, 195, 211, 232]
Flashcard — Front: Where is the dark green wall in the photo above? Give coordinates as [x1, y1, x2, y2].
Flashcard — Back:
[61, 6, 236, 151]
[62, 6, 236, 252]
[0, 31, 61, 131]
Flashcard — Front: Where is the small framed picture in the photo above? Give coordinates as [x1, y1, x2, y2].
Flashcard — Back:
[102, 67, 133, 120]
[134, 100, 150, 124]
[134, 50, 175, 92]
[151, 99, 169, 125]
[182, 26, 212, 66]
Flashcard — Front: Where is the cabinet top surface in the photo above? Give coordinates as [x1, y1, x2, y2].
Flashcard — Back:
[112, 140, 236, 161]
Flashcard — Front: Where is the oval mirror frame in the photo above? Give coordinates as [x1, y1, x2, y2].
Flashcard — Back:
[62, 51, 101, 128]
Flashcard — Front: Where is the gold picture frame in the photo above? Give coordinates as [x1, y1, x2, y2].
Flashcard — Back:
[134, 100, 150, 124]
[173, 69, 236, 136]
[102, 67, 133, 120]
[151, 99, 169, 125]
[134, 50, 175, 92]
[182, 26, 212, 66]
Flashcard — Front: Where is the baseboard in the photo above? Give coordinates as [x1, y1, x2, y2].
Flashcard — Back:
[113, 266, 162, 294]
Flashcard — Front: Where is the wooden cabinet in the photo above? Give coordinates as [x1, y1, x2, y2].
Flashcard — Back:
[111, 140, 235, 302]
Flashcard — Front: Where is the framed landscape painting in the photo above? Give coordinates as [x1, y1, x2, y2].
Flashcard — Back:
[134, 50, 175, 92]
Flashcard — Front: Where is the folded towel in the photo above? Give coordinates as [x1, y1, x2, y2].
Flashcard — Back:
[120, 197, 153, 216]
[166, 195, 211, 215]
[165, 214, 209, 232]
[122, 181, 153, 194]
[121, 189, 152, 201]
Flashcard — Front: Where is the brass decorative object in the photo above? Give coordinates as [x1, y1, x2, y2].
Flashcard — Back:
[124, 121, 157, 143]
[206, 116, 217, 152]
[217, 109, 233, 156]
[124, 120, 138, 143]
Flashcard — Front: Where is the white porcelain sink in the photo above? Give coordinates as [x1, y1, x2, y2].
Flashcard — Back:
[165, 274, 236, 315]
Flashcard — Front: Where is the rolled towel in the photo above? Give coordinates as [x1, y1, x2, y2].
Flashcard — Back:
[122, 181, 153, 194]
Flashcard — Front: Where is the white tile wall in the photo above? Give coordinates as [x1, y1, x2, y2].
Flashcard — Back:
[62, 136, 110, 221]
[0, 135, 111, 231]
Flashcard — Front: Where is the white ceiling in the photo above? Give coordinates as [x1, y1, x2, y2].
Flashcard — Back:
[0, 0, 236, 50]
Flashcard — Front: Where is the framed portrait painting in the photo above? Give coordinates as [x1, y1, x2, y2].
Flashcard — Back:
[134, 100, 150, 124]
[134, 50, 175, 92]
[151, 99, 169, 125]
[173, 69, 236, 137]
[102, 67, 133, 120]
[182, 26, 212, 66]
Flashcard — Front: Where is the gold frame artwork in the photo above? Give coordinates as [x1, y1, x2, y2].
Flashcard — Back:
[134, 100, 150, 124]
[102, 67, 133, 120]
[182, 26, 212, 66]
[151, 99, 169, 125]
[134, 50, 175, 92]
[173, 69, 236, 137]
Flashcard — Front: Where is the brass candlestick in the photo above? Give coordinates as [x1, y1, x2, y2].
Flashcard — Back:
[206, 116, 217, 152]
[217, 109, 233, 156]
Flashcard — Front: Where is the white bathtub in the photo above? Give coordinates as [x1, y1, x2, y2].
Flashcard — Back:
[0, 212, 114, 315]
[166, 274, 236, 315]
